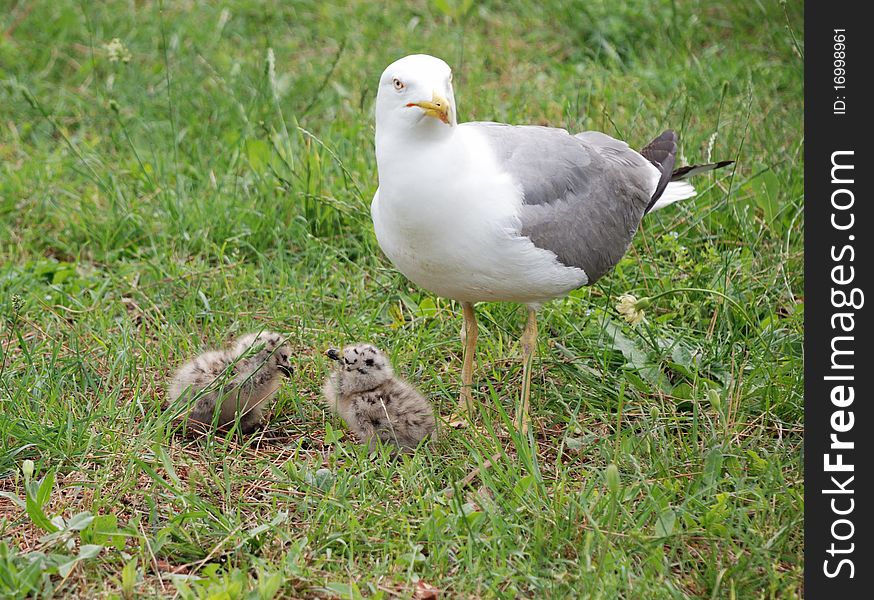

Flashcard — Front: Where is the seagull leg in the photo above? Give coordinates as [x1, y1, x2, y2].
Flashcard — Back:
[459, 301, 478, 414]
[519, 308, 538, 434]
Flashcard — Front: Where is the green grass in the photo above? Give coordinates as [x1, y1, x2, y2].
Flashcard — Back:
[0, 0, 803, 597]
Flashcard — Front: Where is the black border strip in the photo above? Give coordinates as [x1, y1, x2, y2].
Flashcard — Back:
[804, 3, 871, 596]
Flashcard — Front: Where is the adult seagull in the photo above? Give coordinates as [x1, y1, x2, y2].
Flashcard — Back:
[371, 54, 732, 431]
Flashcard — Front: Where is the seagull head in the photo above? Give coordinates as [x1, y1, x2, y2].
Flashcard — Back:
[376, 54, 457, 139]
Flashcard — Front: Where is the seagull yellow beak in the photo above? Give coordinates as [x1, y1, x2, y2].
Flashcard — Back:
[407, 93, 451, 124]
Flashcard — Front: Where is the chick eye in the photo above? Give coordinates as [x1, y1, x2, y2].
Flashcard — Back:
[392, 77, 405, 91]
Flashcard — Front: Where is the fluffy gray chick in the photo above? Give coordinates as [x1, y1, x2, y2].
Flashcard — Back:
[323, 343, 436, 451]
[168, 331, 293, 433]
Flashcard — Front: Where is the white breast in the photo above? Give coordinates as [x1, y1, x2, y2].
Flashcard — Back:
[371, 127, 588, 305]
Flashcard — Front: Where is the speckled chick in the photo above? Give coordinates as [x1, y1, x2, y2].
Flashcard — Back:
[323, 343, 436, 451]
[168, 331, 293, 433]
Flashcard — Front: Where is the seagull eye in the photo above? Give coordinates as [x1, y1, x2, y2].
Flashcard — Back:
[392, 78, 405, 91]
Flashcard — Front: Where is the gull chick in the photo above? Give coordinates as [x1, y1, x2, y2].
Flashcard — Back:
[322, 343, 435, 452]
[168, 331, 293, 433]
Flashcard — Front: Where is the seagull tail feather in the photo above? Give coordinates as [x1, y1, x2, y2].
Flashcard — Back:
[648, 181, 697, 212]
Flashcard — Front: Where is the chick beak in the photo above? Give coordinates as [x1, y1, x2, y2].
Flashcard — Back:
[407, 92, 451, 124]
[325, 348, 341, 361]
[278, 364, 294, 377]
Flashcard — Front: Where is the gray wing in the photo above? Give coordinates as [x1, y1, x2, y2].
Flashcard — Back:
[466, 122, 656, 283]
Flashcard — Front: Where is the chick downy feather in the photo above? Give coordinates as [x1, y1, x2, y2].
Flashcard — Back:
[168, 331, 293, 433]
[323, 343, 436, 451]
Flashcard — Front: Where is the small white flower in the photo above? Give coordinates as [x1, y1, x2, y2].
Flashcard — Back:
[615, 294, 650, 326]
[104, 38, 132, 63]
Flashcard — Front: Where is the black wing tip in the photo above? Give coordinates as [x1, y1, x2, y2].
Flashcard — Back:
[671, 160, 735, 180]
[641, 130, 678, 158]
[641, 130, 679, 213]
[701, 159, 734, 170]
[646, 130, 678, 144]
